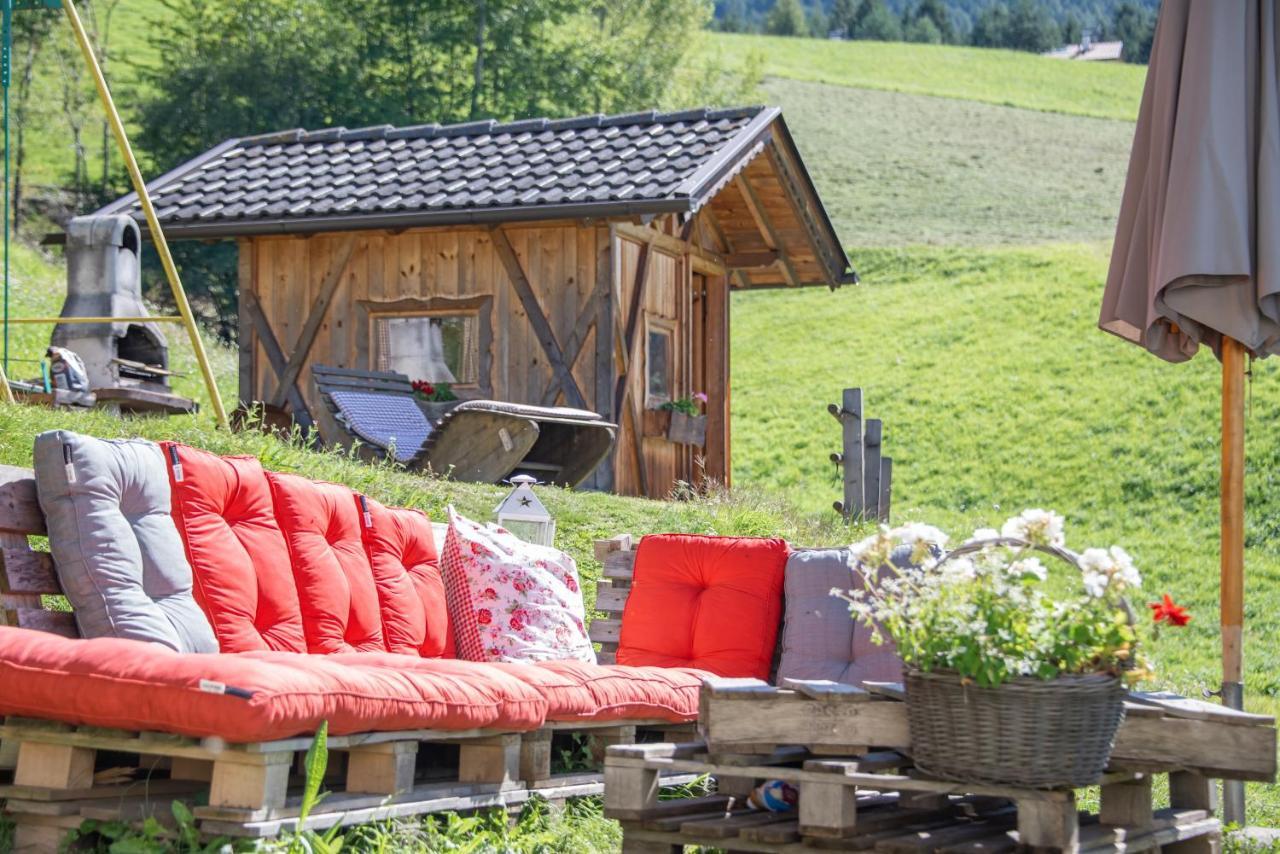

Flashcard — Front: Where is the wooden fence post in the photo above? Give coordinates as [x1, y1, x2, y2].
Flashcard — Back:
[829, 388, 892, 525]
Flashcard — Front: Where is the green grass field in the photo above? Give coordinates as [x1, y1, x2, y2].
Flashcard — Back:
[716, 32, 1147, 121]
[761, 76, 1134, 245]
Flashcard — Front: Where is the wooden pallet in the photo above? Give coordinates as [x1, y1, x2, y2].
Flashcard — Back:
[696, 678, 1277, 783]
[0, 715, 696, 847]
[599, 676, 1280, 853]
[605, 739, 1221, 853]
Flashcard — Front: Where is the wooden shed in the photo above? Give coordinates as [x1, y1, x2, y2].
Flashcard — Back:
[95, 106, 854, 497]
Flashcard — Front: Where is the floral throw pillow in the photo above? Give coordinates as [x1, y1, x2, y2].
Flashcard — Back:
[440, 507, 595, 664]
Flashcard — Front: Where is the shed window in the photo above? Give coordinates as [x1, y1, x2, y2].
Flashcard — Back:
[375, 314, 478, 385]
[645, 318, 675, 406]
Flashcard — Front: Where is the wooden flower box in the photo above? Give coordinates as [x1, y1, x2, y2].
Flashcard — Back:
[641, 409, 706, 446]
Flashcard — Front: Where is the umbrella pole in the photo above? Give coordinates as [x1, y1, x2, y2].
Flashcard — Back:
[1222, 335, 1247, 825]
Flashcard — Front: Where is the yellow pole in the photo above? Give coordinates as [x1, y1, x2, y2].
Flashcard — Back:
[0, 356, 13, 404]
[60, 0, 229, 429]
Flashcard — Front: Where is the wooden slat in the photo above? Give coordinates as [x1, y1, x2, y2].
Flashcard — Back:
[0, 547, 58, 595]
[491, 226, 588, 409]
[593, 583, 630, 615]
[593, 534, 632, 561]
[0, 466, 43, 536]
[540, 288, 599, 407]
[602, 549, 636, 580]
[7, 608, 76, 638]
[240, 289, 315, 429]
[267, 235, 358, 409]
[589, 619, 621, 644]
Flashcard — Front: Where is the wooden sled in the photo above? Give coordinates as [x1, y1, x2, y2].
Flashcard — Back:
[310, 365, 616, 487]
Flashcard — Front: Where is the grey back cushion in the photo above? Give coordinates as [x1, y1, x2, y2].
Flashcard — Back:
[777, 547, 903, 686]
[34, 430, 217, 653]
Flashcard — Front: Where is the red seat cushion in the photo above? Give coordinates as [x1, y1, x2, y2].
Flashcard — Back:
[617, 534, 789, 679]
[533, 661, 708, 723]
[357, 497, 454, 658]
[267, 473, 385, 654]
[0, 627, 546, 742]
[161, 444, 305, 653]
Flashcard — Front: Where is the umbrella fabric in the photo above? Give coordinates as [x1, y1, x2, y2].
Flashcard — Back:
[1100, 0, 1280, 362]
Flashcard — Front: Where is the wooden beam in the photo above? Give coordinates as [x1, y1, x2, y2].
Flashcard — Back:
[540, 291, 599, 407]
[766, 142, 845, 288]
[611, 241, 652, 497]
[0, 466, 43, 536]
[491, 226, 588, 410]
[614, 222, 725, 274]
[700, 207, 751, 289]
[241, 289, 315, 430]
[267, 235, 358, 409]
[734, 174, 800, 288]
[723, 251, 780, 269]
[237, 239, 256, 406]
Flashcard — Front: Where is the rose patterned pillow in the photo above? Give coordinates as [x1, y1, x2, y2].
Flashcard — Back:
[440, 507, 595, 664]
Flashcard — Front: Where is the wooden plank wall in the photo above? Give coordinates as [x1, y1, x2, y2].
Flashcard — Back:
[244, 224, 603, 423]
[240, 218, 728, 498]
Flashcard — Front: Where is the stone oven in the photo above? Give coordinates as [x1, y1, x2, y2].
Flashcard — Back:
[50, 214, 191, 411]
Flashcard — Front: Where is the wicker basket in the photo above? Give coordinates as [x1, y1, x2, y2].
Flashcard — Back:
[905, 669, 1126, 789]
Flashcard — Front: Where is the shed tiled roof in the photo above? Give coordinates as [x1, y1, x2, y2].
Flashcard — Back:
[96, 106, 784, 238]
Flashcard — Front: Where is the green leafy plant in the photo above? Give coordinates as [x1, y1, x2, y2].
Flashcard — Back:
[282, 721, 347, 854]
[552, 733, 595, 774]
[836, 510, 1191, 688]
[659, 391, 708, 417]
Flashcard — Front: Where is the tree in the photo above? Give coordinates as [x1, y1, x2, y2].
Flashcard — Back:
[1112, 1, 1155, 63]
[764, 0, 806, 36]
[1005, 0, 1060, 53]
[10, 8, 55, 235]
[904, 0, 954, 44]
[829, 0, 858, 38]
[853, 0, 900, 42]
[970, 5, 1009, 48]
[903, 14, 941, 44]
[1062, 12, 1083, 45]
[717, 0, 751, 32]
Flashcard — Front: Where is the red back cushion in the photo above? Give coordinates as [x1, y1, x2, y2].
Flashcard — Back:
[617, 534, 789, 679]
[160, 443, 305, 653]
[267, 473, 385, 654]
[357, 496, 454, 658]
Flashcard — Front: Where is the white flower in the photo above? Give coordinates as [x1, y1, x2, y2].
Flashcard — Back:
[1078, 547, 1112, 574]
[1109, 546, 1141, 590]
[1082, 568, 1110, 598]
[940, 557, 977, 583]
[1007, 557, 1047, 582]
[892, 522, 948, 564]
[1000, 509, 1065, 547]
[850, 526, 895, 568]
[967, 527, 1000, 543]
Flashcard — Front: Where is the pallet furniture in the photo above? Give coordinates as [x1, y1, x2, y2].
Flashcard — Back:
[604, 678, 1276, 853]
[0, 475, 696, 847]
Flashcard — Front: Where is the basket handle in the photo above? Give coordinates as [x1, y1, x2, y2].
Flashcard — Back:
[933, 537, 1135, 627]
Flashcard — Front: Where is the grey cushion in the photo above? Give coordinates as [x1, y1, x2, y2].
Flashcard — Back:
[34, 430, 217, 653]
[776, 547, 903, 686]
[329, 390, 433, 462]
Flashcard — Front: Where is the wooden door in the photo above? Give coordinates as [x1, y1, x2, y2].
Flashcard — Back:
[698, 273, 730, 486]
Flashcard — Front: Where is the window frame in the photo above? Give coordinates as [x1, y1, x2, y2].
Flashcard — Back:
[643, 314, 678, 409]
[355, 295, 494, 398]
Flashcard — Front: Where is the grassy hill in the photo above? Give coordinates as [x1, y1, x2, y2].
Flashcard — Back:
[715, 32, 1146, 120]
[761, 76, 1134, 246]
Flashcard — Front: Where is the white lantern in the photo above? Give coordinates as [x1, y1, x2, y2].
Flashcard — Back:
[494, 474, 556, 546]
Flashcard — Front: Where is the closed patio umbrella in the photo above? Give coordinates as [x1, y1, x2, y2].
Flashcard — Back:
[1099, 0, 1277, 824]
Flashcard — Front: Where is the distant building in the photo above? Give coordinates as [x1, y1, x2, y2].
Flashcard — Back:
[1044, 36, 1124, 62]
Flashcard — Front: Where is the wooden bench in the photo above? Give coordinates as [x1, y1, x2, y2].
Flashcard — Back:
[0, 469, 693, 847]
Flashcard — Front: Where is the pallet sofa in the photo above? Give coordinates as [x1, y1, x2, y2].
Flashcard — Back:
[0, 431, 817, 848]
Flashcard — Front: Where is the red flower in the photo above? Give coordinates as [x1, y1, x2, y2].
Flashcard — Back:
[1150, 594, 1192, 627]
[482, 587, 497, 600]
[563, 575, 578, 593]
[510, 616, 524, 631]
[476, 609, 492, 625]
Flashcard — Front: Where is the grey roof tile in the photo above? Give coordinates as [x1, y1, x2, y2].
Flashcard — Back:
[97, 105, 776, 231]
